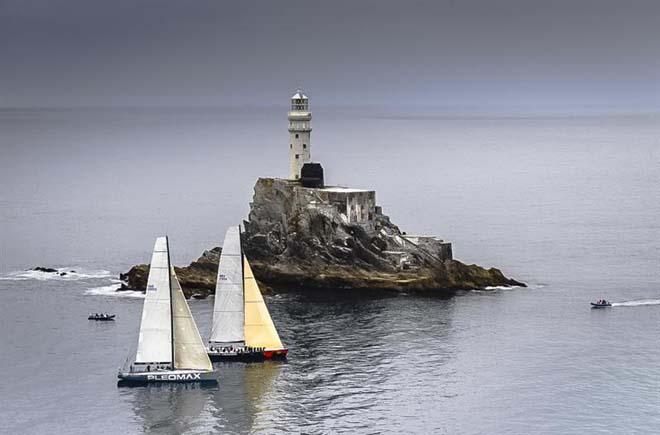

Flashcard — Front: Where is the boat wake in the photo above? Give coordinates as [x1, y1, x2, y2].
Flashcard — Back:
[0, 267, 112, 281]
[85, 282, 144, 298]
[611, 299, 660, 307]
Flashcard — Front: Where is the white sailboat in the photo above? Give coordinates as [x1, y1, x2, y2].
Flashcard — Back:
[118, 236, 217, 384]
[207, 226, 288, 361]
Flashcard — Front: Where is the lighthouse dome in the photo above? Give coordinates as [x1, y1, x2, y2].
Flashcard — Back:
[291, 89, 308, 100]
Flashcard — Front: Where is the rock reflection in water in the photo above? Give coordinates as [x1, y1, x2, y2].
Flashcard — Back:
[249, 290, 457, 433]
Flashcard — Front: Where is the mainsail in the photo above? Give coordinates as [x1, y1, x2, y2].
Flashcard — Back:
[209, 226, 244, 344]
[135, 236, 173, 364]
[243, 257, 284, 350]
[171, 267, 213, 371]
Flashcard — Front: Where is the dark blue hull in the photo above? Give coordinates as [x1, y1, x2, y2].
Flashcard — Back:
[117, 369, 217, 385]
[208, 351, 265, 362]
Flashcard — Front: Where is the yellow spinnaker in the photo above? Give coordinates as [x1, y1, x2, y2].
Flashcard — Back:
[243, 257, 284, 350]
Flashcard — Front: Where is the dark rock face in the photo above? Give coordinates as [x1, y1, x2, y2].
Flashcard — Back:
[119, 248, 221, 298]
[242, 178, 524, 292]
[120, 178, 524, 295]
[34, 267, 58, 273]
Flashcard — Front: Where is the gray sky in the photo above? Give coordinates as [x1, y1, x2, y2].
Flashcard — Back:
[1, 0, 658, 110]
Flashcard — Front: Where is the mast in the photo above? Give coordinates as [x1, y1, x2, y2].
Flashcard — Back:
[167, 236, 174, 369]
[240, 225, 245, 313]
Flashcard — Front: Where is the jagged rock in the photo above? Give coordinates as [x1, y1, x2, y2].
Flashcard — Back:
[33, 267, 58, 273]
[240, 178, 524, 292]
[120, 178, 525, 295]
[119, 247, 222, 298]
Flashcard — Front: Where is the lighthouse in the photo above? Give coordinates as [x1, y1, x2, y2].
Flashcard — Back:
[288, 89, 312, 180]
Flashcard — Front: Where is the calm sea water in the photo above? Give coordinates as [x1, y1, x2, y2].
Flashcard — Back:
[0, 108, 659, 434]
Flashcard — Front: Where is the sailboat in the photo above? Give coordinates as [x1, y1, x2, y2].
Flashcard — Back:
[118, 236, 217, 384]
[207, 226, 288, 361]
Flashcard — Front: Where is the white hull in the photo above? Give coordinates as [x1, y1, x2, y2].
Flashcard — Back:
[117, 369, 217, 384]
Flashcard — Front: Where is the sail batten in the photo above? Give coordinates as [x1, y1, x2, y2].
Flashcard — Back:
[209, 226, 245, 344]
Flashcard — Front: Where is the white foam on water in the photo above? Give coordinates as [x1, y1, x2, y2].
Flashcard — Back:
[612, 299, 660, 307]
[65, 268, 113, 279]
[0, 267, 112, 281]
[484, 285, 519, 291]
[85, 283, 145, 299]
[470, 284, 528, 294]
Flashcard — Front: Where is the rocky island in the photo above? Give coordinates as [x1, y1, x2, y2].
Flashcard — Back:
[120, 177, 524, 297]
[120, 89, 524, 296]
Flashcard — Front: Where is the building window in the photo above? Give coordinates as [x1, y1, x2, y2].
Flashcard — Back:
[295, 154, 299, 159]
[295, 134, 299, 138]
[290, 144, 292, 149]
[303, 144, 307, 149]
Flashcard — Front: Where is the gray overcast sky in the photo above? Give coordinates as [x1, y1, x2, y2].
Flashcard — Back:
[1, 0, 658, 110]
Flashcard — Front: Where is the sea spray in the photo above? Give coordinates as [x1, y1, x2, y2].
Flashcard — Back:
[85, 282, 145, 299]
[0, 267, 112, 281]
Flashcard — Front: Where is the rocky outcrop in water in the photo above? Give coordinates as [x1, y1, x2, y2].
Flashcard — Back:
[119, 248, 221, 298]
[242, 178, 524, 292]
[120, 178, 524, 295]
[33, 267, 58, 273]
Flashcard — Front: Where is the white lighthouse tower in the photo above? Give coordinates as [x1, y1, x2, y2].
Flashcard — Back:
[288, 89, 312, 180]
